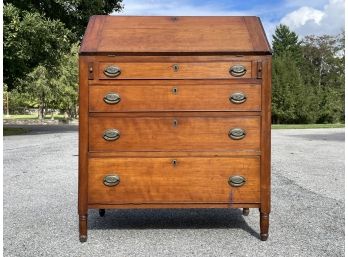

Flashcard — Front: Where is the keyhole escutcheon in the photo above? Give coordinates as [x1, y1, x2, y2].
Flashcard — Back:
[172, 64, 179, 72]
[172, 87, 178, 95]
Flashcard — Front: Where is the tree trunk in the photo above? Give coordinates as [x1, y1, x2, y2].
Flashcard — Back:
[38, 106, 44, 120]
[38, 95, 45, 120]
[6, 91, 9, 117]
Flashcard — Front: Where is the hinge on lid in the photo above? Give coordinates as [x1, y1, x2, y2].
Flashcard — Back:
[88, 63, 94, 80]
[257, 61, 262, 79]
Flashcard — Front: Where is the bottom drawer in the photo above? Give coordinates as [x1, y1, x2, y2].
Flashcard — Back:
[88, 157, 260, 204]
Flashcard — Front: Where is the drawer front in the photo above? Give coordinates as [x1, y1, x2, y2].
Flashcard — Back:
[88, 157, 260, 204]
[89, 84, 261, 112]
[98, 61, 252, 79]
[89, 116, 260, 152]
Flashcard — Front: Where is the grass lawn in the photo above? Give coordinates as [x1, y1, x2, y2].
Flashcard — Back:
[3, 114, 65, 120]
[271, 124, 345, 129]
[3, 127, 29, 136]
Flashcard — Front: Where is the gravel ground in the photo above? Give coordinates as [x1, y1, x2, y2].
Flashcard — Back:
[3, 125, 345, 257]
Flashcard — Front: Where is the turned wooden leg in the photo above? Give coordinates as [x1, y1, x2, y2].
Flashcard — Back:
[99, 209, 105, 217]
[260, 212, 269, 241]
[79, 214, 88, 242]
[242, 208, 250, 216]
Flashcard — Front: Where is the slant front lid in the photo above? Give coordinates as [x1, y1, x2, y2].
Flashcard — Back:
[79, 16, 271, 55]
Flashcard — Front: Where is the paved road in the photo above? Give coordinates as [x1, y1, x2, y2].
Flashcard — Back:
[3, 126, 345, 257]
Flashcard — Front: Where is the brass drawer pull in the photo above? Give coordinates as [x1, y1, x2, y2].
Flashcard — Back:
[230, 92, 247, 104]
[104, 65, 121, 77]
[103, 129, 120, 141]
[229, 64, 246, 77]
[103, 175, 120, 187]
[228, 175, 246, 187]
[229, 128, 246, 140]
[104, 92, 121, 104]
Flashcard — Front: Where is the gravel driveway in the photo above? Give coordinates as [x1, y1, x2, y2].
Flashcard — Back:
[3, 126, 345, 257]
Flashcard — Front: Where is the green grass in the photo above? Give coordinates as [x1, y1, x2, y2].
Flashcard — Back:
[272, 124, 345, 129]
[4, 114, 65, 120]
[3, 127, 29, 136]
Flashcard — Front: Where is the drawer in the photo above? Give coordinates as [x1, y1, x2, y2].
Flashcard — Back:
[97, 61, 252, 79]
[89, 83, 261, 112]
[88, 156, 260, 204]
[89, 116, 260, 152]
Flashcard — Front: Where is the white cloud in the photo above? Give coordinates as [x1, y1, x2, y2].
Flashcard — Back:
[280, 0, 345, 36]
[281, 7, 324, 28]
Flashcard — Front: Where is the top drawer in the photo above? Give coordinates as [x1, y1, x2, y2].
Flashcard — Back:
[97, 61, 253, 80]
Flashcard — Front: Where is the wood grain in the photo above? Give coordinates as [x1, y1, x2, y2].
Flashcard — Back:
[88, 156, 260, 204]
[98, 61, 252, 79]
[80, 16, 271, 54]
[78, 57, 89, 240]
[88, 203, 261, 209]
[79, 15, 272, 241]
[89, 83, 261, 112]
[89, 116, 260, 152]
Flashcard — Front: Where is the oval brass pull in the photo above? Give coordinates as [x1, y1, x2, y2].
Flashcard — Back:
[230, 92, 247, 104]
[104, 92, 121, 104]
[228, 175, 246, 187]
[104, 65, 121, 77]
[103, 129, 120, 141]
[229, 128, 246, 140]
[103, 175, 120, 187]
[229, 65, 246, 77]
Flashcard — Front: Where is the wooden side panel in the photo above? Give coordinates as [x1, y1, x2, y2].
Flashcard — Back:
[89, 83, 261, 112]
[98, 61, 252, 79]
[260, 57, 272, 214]
[79, 16, 106, 54]
[88, 157, 260, 204]
[78, 58, 89, 216]
[89, 116, 261, 152]
[244, 17, 271, 53]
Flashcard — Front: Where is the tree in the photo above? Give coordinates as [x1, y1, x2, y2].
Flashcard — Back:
[272, 24, 302, 62]
[4, 0, 123, 41]
[21, 65, 56, 119]
[272, 53, 310, 123]
[18, 44, 79, 120]
[52, 44, 79, 119]
[301, 33, 345, 123]
[4, 4, 71, 90]
[4, 1, 123, 90]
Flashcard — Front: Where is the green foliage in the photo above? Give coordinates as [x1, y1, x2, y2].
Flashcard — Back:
[4, 3, 71, 90]
[52, 44, 79, 118]
[4, 0, 123, 41]
[4, 1, 123, 118]
[271, 24, 345, 124]
[272, 24, 302, 62]
[18, 44, 79, 119]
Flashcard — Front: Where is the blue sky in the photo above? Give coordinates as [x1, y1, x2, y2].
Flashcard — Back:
[113, 0, 345, 41]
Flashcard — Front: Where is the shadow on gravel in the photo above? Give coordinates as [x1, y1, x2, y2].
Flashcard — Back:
[288, 132, 345, 142]
[88, 208, 259, 239]
[4, 125, 78, 135]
